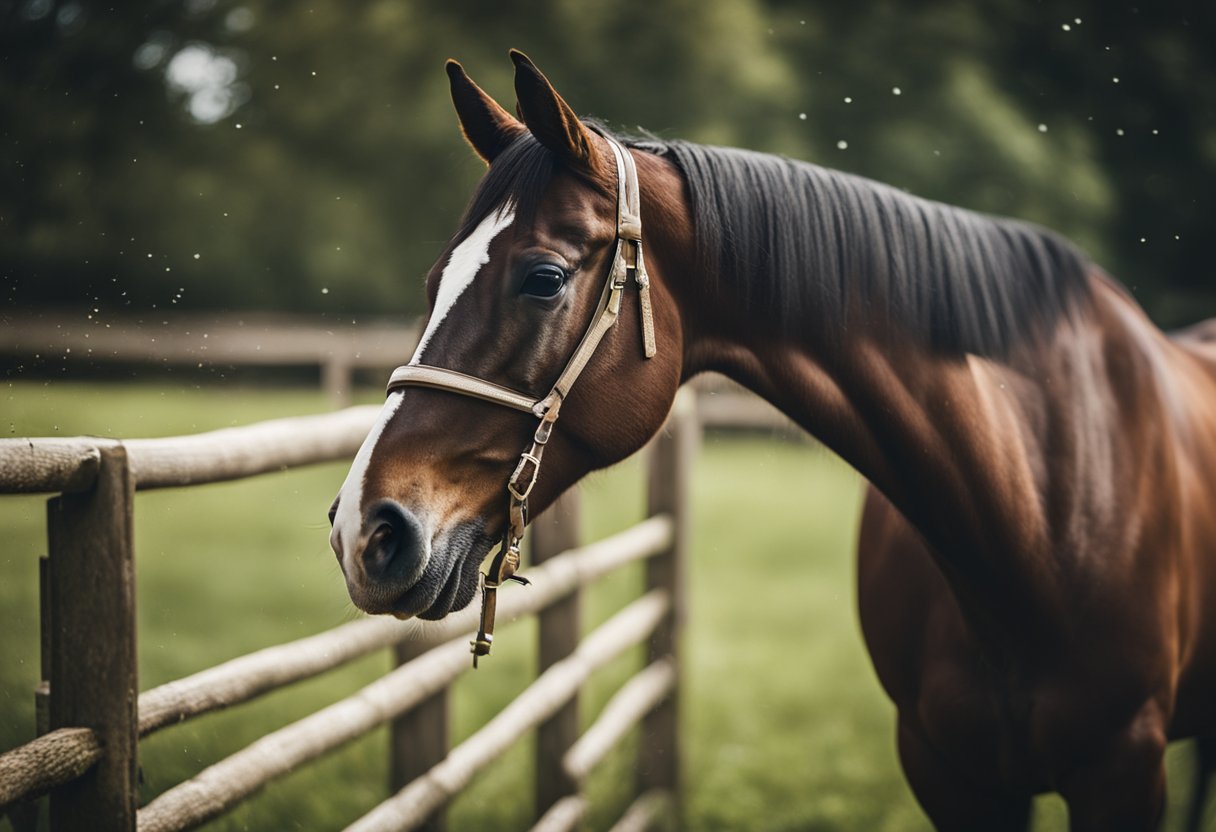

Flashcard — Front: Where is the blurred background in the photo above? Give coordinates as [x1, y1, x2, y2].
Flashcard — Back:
[3, 2, 1216, 830]
[2, 0, 1214, 330]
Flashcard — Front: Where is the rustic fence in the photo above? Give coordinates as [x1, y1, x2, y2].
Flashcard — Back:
[0, 390, 699, 831]
[1, 313, 797, 433]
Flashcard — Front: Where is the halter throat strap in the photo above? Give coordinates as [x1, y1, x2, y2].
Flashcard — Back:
[383, 132, 655, 665]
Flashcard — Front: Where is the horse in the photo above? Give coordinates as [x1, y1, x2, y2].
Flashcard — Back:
[328, 51, 1216, 830]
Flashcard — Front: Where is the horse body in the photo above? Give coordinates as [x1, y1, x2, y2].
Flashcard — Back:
[689, 246, 1216, 826]
[848, 280, 1216, 828]
[330, 52, 1216, 829]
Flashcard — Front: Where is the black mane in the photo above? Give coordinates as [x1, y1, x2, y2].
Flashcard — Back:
[462, 129, 1093, 357]
[656, 140, 1093, 356]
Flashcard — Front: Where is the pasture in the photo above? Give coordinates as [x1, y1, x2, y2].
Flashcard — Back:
[0, 381, 1204, 830]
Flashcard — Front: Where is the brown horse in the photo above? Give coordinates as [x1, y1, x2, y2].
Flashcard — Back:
[329, 51, 1216, 829]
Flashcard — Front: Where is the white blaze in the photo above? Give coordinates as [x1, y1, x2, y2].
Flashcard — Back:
[332, 204, 514, 564]
[410, 203, 515, 364]
[331, 391, 406, 564]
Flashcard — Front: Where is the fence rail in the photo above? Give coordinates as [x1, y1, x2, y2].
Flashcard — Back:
[0, 313, 419, 408]
[0, 388, 698, 831]
[3, 312, 800, 435]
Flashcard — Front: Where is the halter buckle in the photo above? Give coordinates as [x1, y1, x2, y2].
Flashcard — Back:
[508, 452, 541, 502]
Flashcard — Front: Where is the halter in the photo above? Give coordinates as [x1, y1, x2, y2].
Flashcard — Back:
[385, 133, 656, 666]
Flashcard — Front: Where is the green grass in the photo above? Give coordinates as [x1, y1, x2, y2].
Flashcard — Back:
[0, 380, 1206, 830]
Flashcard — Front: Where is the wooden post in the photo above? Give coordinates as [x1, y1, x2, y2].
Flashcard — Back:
[323, 355, 353, 409]
[389, 642, 449, 832]
[532, 489, 582, 820]
[46, 445, 138, 832]
[37, 555, 51, 736]
[639, 391, 697, 814]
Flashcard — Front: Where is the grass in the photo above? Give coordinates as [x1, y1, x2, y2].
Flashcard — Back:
[0, 380, 1207, 830]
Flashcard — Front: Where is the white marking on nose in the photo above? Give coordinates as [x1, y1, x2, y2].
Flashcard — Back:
[332, 391, 406, 566]
[410, 204, 515, 365]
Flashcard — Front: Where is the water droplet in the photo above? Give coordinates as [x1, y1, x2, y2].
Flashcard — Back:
[836, 140, 848, 150]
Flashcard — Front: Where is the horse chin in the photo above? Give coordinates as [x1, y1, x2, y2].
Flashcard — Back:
[388, 522, 495, 621]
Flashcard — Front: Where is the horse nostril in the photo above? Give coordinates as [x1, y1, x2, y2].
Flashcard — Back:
[361, 501, 425, 584]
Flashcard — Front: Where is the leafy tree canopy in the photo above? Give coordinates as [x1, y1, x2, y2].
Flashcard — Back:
[1, 0, 1212, 326]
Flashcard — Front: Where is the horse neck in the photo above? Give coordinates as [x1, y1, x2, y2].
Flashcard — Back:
[677, 270, 1174, 640]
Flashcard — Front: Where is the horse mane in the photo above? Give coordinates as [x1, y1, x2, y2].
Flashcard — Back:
[651, 139, 1094, 356]
[460, 127, 1094, 358]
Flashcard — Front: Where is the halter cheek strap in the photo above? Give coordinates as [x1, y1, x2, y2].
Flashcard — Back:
[384, 133, 656, 666]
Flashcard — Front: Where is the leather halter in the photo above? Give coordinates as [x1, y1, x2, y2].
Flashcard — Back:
[385, 133, 656, 665]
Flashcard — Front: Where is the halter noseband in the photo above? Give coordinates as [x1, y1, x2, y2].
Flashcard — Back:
[384, 133, 656, 666]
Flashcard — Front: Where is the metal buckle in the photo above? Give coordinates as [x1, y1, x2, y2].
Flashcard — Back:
[508, 452, 541, 502]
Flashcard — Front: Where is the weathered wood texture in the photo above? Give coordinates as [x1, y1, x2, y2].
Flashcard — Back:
[344, 591, 670, 832]
[137, 515, 670, 736]
[138, 617, 410, 736]
[528, 794, 587, 832]
[607, 789, 671, 832]
[136, 637, 471, 832]
[130, 518, 674, 829]
[123, 406, 378, 489]
[563, 658, 677, 784]
[640, 392, 698, 811]
[0, 727, 102, 812]
[389, 639, 449, 832]
[47, 446, 138, 832]
[0, 407, 377, 495]
[1, 387, 697, 831]
[533, 489, 583, 820]
[0, 438, 108, 493]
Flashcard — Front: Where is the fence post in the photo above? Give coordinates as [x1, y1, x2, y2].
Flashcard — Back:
[323, 355, 353, 409]
[389, 642, 449, 832]
[532, 489, 582, 820]
[640, 390, 698, 816]
[46, 445, 138, 832]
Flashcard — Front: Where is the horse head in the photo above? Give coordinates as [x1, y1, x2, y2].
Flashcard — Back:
[329, 51, 687, 622]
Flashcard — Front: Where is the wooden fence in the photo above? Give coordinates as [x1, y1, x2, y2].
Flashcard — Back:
[0, 390, 699, 831]
[0, 313, 417, 408]
[1, 313, 799, 434]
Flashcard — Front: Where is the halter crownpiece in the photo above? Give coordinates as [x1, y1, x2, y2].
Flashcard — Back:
[385, 132, 656, 666]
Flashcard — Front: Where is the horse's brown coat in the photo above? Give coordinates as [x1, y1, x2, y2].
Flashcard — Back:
[332, 53, 1216, 829]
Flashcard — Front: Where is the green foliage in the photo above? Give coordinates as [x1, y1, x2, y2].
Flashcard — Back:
[0, 381, 1208, 829]
[2, 1, 1213, 327]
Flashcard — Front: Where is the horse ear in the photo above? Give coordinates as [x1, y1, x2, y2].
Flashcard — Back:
[446, 59, 525, 165]
[510, 50, 606, 175]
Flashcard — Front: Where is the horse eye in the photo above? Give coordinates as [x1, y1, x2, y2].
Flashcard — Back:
[520, 265, 566, 299]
